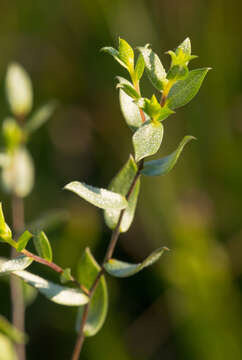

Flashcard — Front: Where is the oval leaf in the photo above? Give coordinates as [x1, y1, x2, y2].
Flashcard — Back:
[134, 54, 145, 81]
[6, 62, 33, 117]
[12, 270, 88, 306]
[104, 247, 168, 278]
[142, 136, 195, 176]
[24, 101, 57, 135]
[104, 155, 140, 232]
[2, 146, 34, 198]
[138, 46, 167, 91]
[0, 256, 33, 276]
[64, 181, 128, 210]
[76, 248, 108, 337]
[0, 333, 17, 360]
[133, 120, 163, 161]
[167, 68, 210, 110]
[118, 38, 134, 71]
[119, 90, 143, 131]
[33, 231, 53, 262]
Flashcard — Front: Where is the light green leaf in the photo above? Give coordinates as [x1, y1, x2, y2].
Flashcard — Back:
[104, 155, 140, 233]
[0, 203, 12, 243]
[104, 247, 168, 278]
[137, 95, 174, 122]
[138, 46, 167, 91]
[0, 333, 17, 360]
[2, 118, 23, 153]
[33, 231, 52, 262]
[24, 101, 57, 135]
[142, 136, 195, 176]
[60, 268, 72, 284]
[16, 231, 32, 252]
[119, 89, 143, 131]
[133, 120, 163, 161]
[76, 248, 108, 337]
[100, 47, 126, 69]
[0, 315, 27, 344]
[0, 256, 33, 276]
[116, 77, 140, 99]
[134, 54, 145, 81]
[167, 68, 210, 110]
[64, 181, 128, 210]
[2, 146, 34, 198]
[118, 38, 134, 72]
[23, 282, 38, 307]
[6, 62, 33, 117]
[12, 269, 88, 306]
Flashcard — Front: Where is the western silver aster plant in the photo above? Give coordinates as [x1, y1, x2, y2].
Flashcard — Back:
[0, 38, 210, 360]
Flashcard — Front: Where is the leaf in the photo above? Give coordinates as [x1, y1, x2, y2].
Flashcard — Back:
[116, 77, 140, 100]
[33, 231, 53, 262]
[138, 46, 167, 91]
[119, 89, 143, 131]
[134, 54, 145, 81]
[2, 118, 23, 152]
[137, 95, 174, 122]
[142, 136, 195, 176]
[0, 203, 12, 243]
[16, 231, 32, 252]
[64, 182, 128, 210]
[0, 256, 33, 276]
[12, 269, 89, 306]
[0, 333, 17, 360]
[177, 37, 191, 55]
[76, 248, 108, 337]
[104, 247, 168, 278]
[118, 38, 134, 72]
[2, 146, 34, 198]
[132, 120, 163, 162]
[100, 47, 127, 69]
[22, 283, 38, 307]
[6, 62, 33, 117]
[27, 209, 69, 233]
[60, 268, 72, 284]
[24, 101, 57, 135]
[104, 155, 140, 232]
[167, 68, 210, 110]
[0, 315, 27, 344]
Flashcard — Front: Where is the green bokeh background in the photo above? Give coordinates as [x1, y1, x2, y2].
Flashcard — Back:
[1, 0, 242, 359]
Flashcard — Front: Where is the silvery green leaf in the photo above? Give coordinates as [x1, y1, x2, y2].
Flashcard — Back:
[133, 120, 163, 161]
[116, 77, 140, 99]
[104, 247, 168, 278]
[24, 101, 57, 135]
[104, 155, 140, 232]
[2, 147, 34, 198]
[6, 62, 33, 117]
[177, 37, 191, 55]
[167, 68, 210, 110]
[33, 231, 52, 262]
[119, 90, 143, 131]
[100, 47, 127, 69]
[138, 46, 167, 91]
[60, 268, 72, 284]
[64, 181, 128, 210]
[76, 248, 108, 337]
[12, 270, 88, 306]
[142, 136, 195, 176]
[0, 256, 33, 276]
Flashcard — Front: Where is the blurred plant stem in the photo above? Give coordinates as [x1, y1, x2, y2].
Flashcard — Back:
[71, 159, 144, 360]
[10, 195, 26, 360]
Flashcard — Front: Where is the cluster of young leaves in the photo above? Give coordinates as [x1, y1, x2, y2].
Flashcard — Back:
[0, 63, 56, 197]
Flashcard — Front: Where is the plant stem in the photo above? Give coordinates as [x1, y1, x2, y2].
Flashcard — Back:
[10, 195, 26, 360]
[71, 158, 144, 360]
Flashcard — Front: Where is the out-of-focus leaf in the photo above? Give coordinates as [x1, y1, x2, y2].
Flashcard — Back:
[2, 147, 34, 198]
[138, 45, 167, 91]
[27, 209, 69, 233]
[64, 182, 128, 210]
[6, 62, 33, 117]
[33, 231, 52, 262]
[142, 136, 195, 176]
[0, 333, 17, 360]
[16, 231, 32, 252]
[76, 248, 108, 337]
[133, 120, 163, 161]
[119, 89, 143, 131]
[24, 101, 57, 135]
[167, 68, 210, 110]
[134, 54, 145, 81]
[0, 154, 10, 168]
[60, 268, 72, 284]
[0, 315, 27, 344]
[0, 256, 33, 276]
[22, 282, 38, 307]
[2, 118, 23, 153]
[116, 77, 140, 99]
[118, 38, 134, 72]
[104, 155, 140, 232]
[104, 247, 168, 278]
[0, 203, 12, 243]
[12, 270, 89, 306]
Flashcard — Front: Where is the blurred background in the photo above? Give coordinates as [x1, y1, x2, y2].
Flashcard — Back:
[0, 0, 242, 359]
